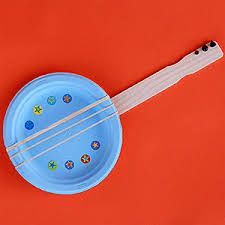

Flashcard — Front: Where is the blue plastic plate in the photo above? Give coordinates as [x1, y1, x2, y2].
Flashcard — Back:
[3, 72, 122, 194]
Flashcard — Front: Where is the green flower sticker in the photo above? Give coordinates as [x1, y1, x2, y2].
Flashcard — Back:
[48, 160, 58, 170]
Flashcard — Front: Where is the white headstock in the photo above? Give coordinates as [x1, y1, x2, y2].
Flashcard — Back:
[177, 41, 223, 75]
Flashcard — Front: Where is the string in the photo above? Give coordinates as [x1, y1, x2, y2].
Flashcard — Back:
[11, 104, 114, 159]
[15, 112, 117, 169]
[7, 95, 109, 151]
[9, 45, 221, 157]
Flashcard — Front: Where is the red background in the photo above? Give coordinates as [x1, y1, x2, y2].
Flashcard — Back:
[0, 1, 225, 225]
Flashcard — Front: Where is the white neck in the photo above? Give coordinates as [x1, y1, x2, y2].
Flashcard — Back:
[112, 41, 223, 115]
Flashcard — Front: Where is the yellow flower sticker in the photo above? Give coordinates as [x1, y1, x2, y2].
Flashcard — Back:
[33, 105, 43, 115]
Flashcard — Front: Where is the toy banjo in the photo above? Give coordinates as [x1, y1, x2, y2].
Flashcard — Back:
[3, 41, 223, 194]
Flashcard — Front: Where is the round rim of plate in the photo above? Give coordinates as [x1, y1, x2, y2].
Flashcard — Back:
[3, 72, 122, 194]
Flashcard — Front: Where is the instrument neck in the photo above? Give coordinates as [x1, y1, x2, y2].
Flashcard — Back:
[112, 41, 223, 115]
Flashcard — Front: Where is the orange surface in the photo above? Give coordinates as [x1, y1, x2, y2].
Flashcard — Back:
[0, 1, 225, 225]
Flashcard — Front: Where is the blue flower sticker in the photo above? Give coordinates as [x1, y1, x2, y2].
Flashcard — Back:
[47, 96, 56, 105]
[25, 120, 34, 130]
[65, 160, 74, 170]
[63, 94, 72, 103]
[91, 141, 100, 150]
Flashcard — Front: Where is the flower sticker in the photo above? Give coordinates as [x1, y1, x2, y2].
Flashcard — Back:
[47, 96, 56, 105]
[33, 105, 43, 115]
[48, 160, 58, 170]
[81, 154, 90, 164]
[63, 94, 72, 103]
[65, 160, 74, 170]
[91, 141, 100, 150]
[25, 120, 34, 130]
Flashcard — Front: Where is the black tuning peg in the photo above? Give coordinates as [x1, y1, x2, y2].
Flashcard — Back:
[210, 41, 216, 47]
[202, 45, 208, 52]
[194, 50, 199, 55]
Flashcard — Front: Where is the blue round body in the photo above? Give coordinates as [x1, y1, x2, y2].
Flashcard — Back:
[3, 72, 122, 194]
